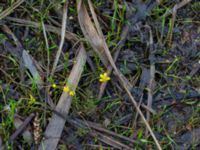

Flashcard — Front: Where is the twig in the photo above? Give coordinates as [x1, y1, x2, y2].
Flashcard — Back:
[90, 132, 132, 150]
[41, 21, 50, 125]
[156, 93, 200, 102]
[145, 25, 156, 136]
[0, 0, 25, 20]
[5, 17, 78, 42]
[163, 0, 192, 46]
[163, 0, 192, 17]
[9, 113, 35, 142]
[82, 120, 140, 145]
[0, 67, 28, 87]
[133, 67, 151, 127]
[51, 1, 69, 76]
[165, 5, 176, 47]
[41, 21, 50, 80]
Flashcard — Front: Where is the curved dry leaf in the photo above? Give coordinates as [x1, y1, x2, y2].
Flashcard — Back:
[77, 0, 108, 67]
[77, 0, 132, 90]
[22, 50, 43, 89]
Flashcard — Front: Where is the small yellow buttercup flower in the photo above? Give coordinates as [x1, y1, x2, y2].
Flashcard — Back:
[63, 86, 70, 93]
[69, 90, 75, 96]
[29, 94, 36, 105]
[63, 85, 75, 96]
[99, 72, 110, 83]
[52, 83, 57, 88]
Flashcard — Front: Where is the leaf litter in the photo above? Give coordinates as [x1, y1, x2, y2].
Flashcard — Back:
[0, 0, 200, 149]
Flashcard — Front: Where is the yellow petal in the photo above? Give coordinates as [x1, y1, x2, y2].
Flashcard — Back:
[52, 84, 57, 88]
[99, 72, 111, 83]
[99, 78, 104, 82]
[63, 86, 70, 93]
[29, 94, 36, 104]
[69, 91, 75, 96]
[106, 77, 110, 80]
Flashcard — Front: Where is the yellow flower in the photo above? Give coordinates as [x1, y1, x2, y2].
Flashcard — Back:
[63, 85, 75, 96]
[69, 90, 75, 96]
[29, 94, 36, 105]
[52, 83, 57, 88]
[63, 86, 70, 93]
[99, 72, 110, 83]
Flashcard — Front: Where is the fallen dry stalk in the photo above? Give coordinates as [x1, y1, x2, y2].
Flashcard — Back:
[5, 17, 78, 42]
[77, 0, 108, 66]
[51, 1, 69, 76]
[0, 0, 25, 20]
[91, 132, 132, 150]
[163, 0, 192, 46]
[78, 0, 162, 149]
[9, 113, 35, 142]
[47, 109, 141, 146]
[143, 25, 156, 136]
[38, 44, 87, 150]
